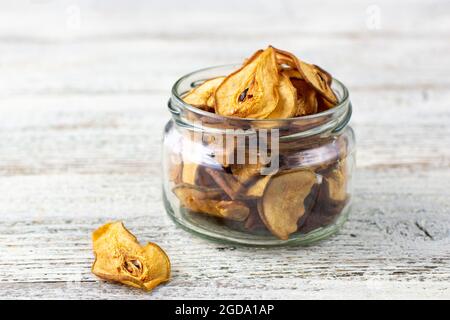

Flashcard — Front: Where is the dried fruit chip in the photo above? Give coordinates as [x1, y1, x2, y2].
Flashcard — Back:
[272, 46, 337, 106]
[291, 79, 318, 116]
[258, 170, 317, 240]
[181, 162, 216, 187]
[92, 222, 170, 291]
[323, 161, 347, 202]
[204, 167, 242, 200]
[230, 163, 263, 186]
[297, 61, 337, 105]
[266, 73, 298, 119]
[244, 175, 271, 198]
[183, 77, 225, 111]
[215, 47, 279, 119]
[173, 184, 249, 221]
[244, 201, 266, 231]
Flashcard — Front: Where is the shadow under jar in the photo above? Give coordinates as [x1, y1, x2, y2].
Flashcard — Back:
[162, 65, 355, 246]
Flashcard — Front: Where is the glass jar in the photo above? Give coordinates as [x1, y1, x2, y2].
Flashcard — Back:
[162, 65, 355, 246]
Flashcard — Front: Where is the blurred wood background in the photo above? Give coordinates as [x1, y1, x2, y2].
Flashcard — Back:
[0, 0, 449, 299]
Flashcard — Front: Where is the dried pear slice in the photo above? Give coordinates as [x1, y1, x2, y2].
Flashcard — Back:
[173, 183, 223, 200]
[281, 68, 303, 80]
[323, 161, 347, 202]
[297, 61, 337, 105]
[244, 202, 266, 231]
[271, 46, 337, 105]
[230, 163, 262, 186]
[173, 184, 249, 221]
[215, 47, 279, 119]
[182, 77, 225, 111]
[291, 79, 318, 116]
[181, 163, 216, 188]
[204, 167, 242, 200]
[267, 73, 297, 119]
[245, 175, 271, 198]
[92, 222, 170, 292]
[258, 170, 317, 240]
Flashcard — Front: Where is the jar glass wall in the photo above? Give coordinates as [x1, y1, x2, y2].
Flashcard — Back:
[162, 65, 355, 246]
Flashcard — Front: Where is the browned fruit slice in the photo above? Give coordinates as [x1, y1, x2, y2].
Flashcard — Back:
[181, 163, 216, 187]
[230, 163, 263, 186]
[291, 79, 318, 116]
[244, 175, 271, 198]
[274, 48, 297, 69]
[258, 170, 316, 240]
[281, 68, 303, 80]
[244, 201, 266, 231]
[271, 46, 337, 105]
[297, 61, 337, 105]
[92, 222, 171, 291]
[204, 167, 242, 200]
[173, 184, 249, 221]
[317, 95, 335, 112]
[182, 76, 225, 111]
[266, 73, 298, 119]
[215, 47, 279, 119]
[323, 161, 347, 202]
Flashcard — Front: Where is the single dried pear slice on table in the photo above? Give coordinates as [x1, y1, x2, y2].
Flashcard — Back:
[173, 183, 250, 221]
[215, 47, 279, 119]
[182, 76, 225, 111]
[258, 170, 317, 240]
[92, 222, 171, 291]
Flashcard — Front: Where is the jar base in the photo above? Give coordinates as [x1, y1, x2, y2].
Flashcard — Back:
[163, 191, 350, 247]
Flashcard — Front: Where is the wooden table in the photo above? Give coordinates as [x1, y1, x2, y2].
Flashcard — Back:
[0, 0, 449, 299]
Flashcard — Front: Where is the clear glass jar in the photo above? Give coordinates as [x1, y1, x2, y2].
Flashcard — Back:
[162, 65, 355, 246]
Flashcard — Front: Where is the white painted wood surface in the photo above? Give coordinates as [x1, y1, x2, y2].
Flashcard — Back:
[0, 0, 449, 299]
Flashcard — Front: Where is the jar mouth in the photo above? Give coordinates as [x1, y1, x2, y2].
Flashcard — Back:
[169, 64, 351, 137]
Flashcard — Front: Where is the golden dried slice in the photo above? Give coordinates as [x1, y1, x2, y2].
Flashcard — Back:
[173, 183, 223, 200]
[267, 73, 297, 119]
[281, 68, 303, 80]
[244, 175, 271, 198]
[291, 79, 318, 116]
[215, 47, 279, 119]
[92, 222, 170, 292]
[183, 77, 225, 111]
[173, 184, 249, 221]
[272, 46, 337, 105]
[323, 161, 347, 202]
[230, 163, 262, 186]
[181, 163, 216, 188]
[258, 170, 317, 240]
[274, 48, 297, 69]
[297, 61, 337, 104]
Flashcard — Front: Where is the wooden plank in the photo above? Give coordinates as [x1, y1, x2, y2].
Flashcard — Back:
[0, 0, 449, 39]
[1, 37, 450, 97]
[0, 167, 448, 299]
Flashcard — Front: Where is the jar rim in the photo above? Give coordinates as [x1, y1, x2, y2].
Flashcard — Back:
[169, 64, 351, 138]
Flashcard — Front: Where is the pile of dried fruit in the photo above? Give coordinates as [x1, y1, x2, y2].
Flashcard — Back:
[170, 47, 349, 240]
[183, 46, 338, 119]
[92, 222, 170, 291]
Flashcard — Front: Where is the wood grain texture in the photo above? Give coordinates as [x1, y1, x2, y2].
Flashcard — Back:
[0, 0, 449, 299]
